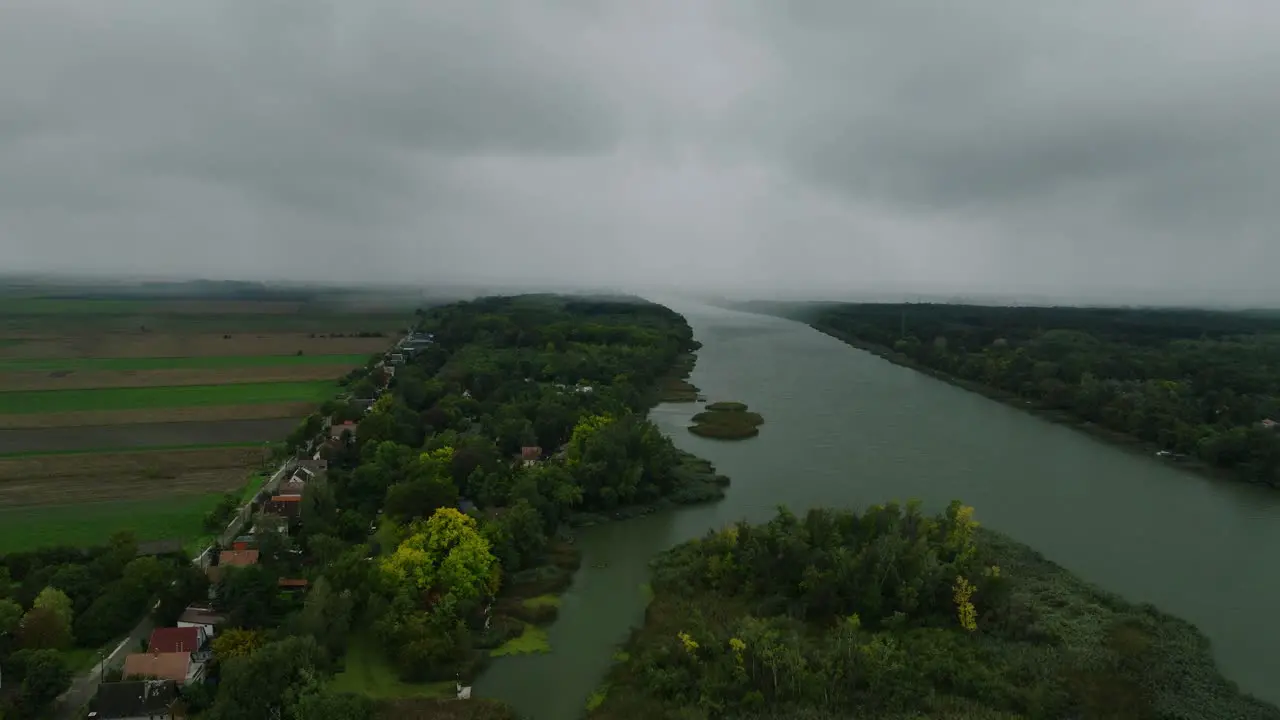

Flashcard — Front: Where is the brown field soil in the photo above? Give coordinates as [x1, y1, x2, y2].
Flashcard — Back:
[0, 364, 359, 392]
[0, 333, 392, 359]
[0, 418, 300, 454]
[0, 446, 265, 506]
[0, 402, 314, 429]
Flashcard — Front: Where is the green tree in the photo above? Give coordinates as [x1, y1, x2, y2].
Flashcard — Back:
[0, 598, 21, 637]
[207, 636, 327, 720]
[290, 691, 376, 720]
[19, 649, 70, 711]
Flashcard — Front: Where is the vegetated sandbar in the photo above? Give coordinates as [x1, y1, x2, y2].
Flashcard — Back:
[0, 401, 315, 429]
[688, 400, 765, 439]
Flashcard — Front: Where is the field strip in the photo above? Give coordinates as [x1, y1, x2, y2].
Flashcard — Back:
[0, 380, 337, 414]
[0, 333, 393, 359]
[0, 353, 370, 372]
[0, 401, 314, 428]
[0, 445, 268, 482]
[0, 494, 226, 553]
[0, 364, 360, 392]
[0, 441, 261, 459]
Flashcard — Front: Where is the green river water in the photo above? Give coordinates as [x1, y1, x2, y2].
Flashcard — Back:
[478, 301, 1280, 718]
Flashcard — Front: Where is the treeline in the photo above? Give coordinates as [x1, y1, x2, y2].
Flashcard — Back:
[591, 502, 1280, 720]
[0, 535, 200, 719]
[192, 295, 721, 720]
[803, 303, 1280, 487]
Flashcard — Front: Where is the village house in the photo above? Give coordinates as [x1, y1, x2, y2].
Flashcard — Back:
[330, 421, 359, 442]
[148, 626, 205, 655]
[519, 446, 542, 468]
[278, 578, 309, 593]
[207, 548, 259, 582]
[177, 605, 226, 639]
[88, 679, 177, 719]
[122, 651, 203, 686]
[265, 494, 302, 519]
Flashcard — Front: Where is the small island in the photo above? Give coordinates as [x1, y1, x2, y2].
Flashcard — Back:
[587, 501, 1280, 719]
[688, 401, 764, 439]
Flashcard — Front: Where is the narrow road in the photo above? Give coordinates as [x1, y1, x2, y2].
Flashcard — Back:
[55, 615, 155, 719]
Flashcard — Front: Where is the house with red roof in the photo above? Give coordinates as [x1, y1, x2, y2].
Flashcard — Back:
[148, 626, 204, 654]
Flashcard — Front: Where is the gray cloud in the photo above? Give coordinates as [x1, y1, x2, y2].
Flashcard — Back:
[3, 0, 1279, 304]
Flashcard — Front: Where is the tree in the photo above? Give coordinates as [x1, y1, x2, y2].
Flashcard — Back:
[380, 508, 499, 608]
[217, 565, 280, 629]
[211, 628, 264, 662]
[31, 587, 72, 630]
[19, 605, 73, 651]
[19, 649, 70, 710]
[207, 636, 327, 720]
[0, 598, 21, 637]
[291, 578, 354, 656]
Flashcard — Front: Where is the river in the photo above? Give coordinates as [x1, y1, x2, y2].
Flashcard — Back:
[478, 300, 1280, 717]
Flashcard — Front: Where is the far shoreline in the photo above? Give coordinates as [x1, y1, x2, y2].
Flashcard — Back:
[810, 324, 1265, 491]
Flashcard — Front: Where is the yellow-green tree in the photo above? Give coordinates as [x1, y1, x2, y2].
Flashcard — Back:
[212, 628, 264, 661]
[381, 507, 499, 606]
[564, 413, 614, 467]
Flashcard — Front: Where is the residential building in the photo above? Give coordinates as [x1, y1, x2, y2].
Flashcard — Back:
[177, 606, 226, 639]
[330, 421, 359, 441]
[89, 679, 177, 719]
[122, 651, 202, 686]
[148, 626, 204, 654]
[519, 446, 542, 467]
[265, 494, 302, 518]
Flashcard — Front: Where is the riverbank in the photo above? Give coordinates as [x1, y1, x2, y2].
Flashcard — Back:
[811, 324, 1250, 488]
[589, 506, 1280, 719]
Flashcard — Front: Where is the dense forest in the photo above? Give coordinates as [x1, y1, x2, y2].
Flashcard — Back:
[590, 502, 1280, 720]
[772, 302, 1280, 487]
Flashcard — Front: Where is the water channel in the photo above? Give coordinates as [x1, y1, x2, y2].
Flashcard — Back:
[479, 300, 1280, 718]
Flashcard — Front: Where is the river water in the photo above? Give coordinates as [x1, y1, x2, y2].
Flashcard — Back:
[478, 301, 1280, 717]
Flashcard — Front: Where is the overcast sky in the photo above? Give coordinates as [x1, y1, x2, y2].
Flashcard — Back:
[4, 1, 1280, 304]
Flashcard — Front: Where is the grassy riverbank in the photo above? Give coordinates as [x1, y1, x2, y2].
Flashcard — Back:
[589, 502, 1280, 719]
[812, 324, 1242, 484]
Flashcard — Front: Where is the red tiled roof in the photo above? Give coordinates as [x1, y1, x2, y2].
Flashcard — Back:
[218, 549, 260, 567]
[122, 652, 192, 683]
[270, 495, 302, 503]
[148, 627, 203, 654]
[520, 446, 542, 460]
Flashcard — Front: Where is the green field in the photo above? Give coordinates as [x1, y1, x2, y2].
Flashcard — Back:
[0, 354, 372, 372]
[0, 311, 407, 334]
[330, 633, 454, 699]
[0, 493, 225, 553]
[0, 381, 338, 414]
[0, 298, 158, 314]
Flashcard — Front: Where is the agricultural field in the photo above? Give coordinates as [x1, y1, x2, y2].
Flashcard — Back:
[0, 283, 418, 553]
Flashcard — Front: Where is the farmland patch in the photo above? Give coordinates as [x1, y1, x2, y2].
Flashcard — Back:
[0, 363, 361, 392]
[0, 402, 314, 429]
[0, 380, 337, 414]
[0, 418, 298, 454]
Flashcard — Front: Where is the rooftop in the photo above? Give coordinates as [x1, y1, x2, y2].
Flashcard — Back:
[122, 652, 192, 683]
[90, 680, 177, 719]
[148, 626, 203, 654]
[218, 549, 260, 567]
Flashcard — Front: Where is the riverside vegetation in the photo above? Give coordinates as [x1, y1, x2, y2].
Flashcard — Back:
[184, 294, 728, 720]
[589, 501, 1280, 720]
[747, 302, 1280, 488]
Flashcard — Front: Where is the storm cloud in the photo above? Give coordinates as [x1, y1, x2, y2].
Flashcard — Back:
[3, 0, 1279, 304]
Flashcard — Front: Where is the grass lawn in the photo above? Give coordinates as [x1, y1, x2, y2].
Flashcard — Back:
[0, 493, 225, 553]
[0, 354, 372, 372]
[330, 633, 455, 699]
[240, 472, 268, 503]
[0, 381, 338, 414]
[490, 624, 551, 657]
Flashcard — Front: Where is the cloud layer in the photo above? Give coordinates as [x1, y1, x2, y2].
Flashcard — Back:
[4, 0, 1279, 304]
